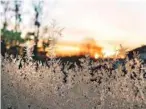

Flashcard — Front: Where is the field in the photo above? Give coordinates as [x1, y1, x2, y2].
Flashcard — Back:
[1, 54, 146, 109]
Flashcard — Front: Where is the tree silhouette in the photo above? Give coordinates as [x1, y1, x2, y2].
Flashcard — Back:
[32, 0, 43, 61]
[0, 0, 10, 30]
[13, 0, 22, 32]
[0, 0, 24, 56]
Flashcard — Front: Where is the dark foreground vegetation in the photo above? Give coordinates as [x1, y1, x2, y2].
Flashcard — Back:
[1, 54, 146, 109]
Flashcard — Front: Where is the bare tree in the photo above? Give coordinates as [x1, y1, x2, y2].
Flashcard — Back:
[0, 0, 10, 30]
[13, 0, 22, 32]
[32, 0, 43, 60]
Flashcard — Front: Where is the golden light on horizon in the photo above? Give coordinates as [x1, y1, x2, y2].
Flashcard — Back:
[24, 39, 125, 59]
[55, 45, 80, 57]
[102, 49, 116, 58]
[56, 46, 80, 52]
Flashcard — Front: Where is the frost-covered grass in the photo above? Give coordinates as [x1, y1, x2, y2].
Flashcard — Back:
[1, 54, 146, 109]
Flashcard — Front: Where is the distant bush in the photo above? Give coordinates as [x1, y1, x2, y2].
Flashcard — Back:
[1, 54, 146, 109]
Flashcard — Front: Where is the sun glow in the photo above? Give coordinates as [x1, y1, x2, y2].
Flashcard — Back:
[102, 49, 116, 58]
[23, 39, 124, 59]
[94, 53, 99, 59]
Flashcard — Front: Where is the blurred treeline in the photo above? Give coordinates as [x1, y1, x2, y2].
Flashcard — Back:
[0, 0, 63, 59]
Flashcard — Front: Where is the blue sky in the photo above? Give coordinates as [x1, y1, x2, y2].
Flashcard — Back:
[1, 0, 146, 48]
